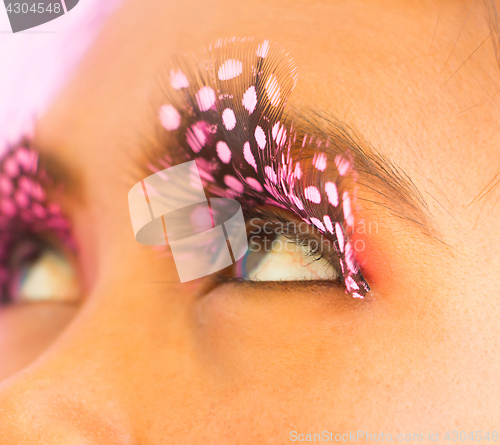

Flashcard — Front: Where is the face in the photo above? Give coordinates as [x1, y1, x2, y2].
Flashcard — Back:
[1, 0, 499, 442]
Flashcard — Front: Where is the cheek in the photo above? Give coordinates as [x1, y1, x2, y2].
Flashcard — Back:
[194, 283, 374, 382]
[0, 303, 78, 381]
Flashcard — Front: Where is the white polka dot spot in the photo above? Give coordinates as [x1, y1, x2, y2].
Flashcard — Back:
[255, 126, 266, 149]
[224, 175, 244, 194]
[265, 166, 278, 184]
[310, 217, 326, 232]
[170, 69, 189, 90]
[290, 194, 304, 210]
[159, 104, 181, 131]
[256, 40, 270, 58]
[265, 74, 280, 107]
[323, 215, 334, 234]
[243, 142, 257, 171]
[272, 122, 287, 147]
[186, 121, 208, 153]
[222, 108, 236, 130]
[242, 86, 257, 114]
[196, 86, 216, 111]
[336, 222, 345, 252]
[304, 186, 321, 204]
[216, 141, 232, 164]
[246, 176, 263, 192]
[325, 182, 338, 206]
[218, 59, 243, 80]
[313, 153, 327, 171]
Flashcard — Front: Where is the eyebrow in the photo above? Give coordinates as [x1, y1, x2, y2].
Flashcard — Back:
[33, 147, 85, 202]
[288, 108, 436, 236]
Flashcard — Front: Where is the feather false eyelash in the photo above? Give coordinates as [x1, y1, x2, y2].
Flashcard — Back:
[234, 206, 344, 282]
[0, 141, 74, 302]
[150, 37, 370, 298]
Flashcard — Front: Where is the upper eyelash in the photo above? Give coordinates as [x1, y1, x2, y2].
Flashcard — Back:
[141, 37, 370, 298]
[241, 206, 344, 279]
[0, 141, 74, 302]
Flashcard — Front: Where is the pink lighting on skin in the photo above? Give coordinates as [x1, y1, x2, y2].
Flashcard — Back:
[0, 0, 125, 155]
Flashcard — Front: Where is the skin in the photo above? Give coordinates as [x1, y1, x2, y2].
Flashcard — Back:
[1, 0, 500, 442]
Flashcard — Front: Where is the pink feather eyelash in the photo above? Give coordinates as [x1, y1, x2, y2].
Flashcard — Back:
[154, 37, 369, 298]
[0, 141, 74, 299]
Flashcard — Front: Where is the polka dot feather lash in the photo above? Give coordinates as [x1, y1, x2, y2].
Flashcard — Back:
[154, 37, 370, 298]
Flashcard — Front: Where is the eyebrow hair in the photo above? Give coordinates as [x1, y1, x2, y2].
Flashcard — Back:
[289, 107, 437, 236]
[33, 146, 85, 202]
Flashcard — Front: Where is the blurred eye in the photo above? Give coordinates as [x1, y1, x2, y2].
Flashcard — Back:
[5, 239, 79, 304]
[231, 208, 341, 282]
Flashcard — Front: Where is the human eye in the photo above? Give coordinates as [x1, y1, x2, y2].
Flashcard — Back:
[0, 142, 79, 306]
[229, 206, 342, 283]
[2, 236, 78, 305]
[138, 38, 372, 298]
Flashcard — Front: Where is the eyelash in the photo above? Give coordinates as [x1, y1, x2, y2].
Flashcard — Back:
[0, 142, 74, 303]
[241, 206, 342, 277]
[139, 37, 371, 297]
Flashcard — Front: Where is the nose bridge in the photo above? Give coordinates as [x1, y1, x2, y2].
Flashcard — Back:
[0, 278, 191, 443]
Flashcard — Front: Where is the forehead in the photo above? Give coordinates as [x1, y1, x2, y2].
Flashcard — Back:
[36, 0, 500, 230]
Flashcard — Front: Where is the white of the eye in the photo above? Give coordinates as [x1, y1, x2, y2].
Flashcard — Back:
[17, 250, 79, 303]
[247, 235, 338, 281]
